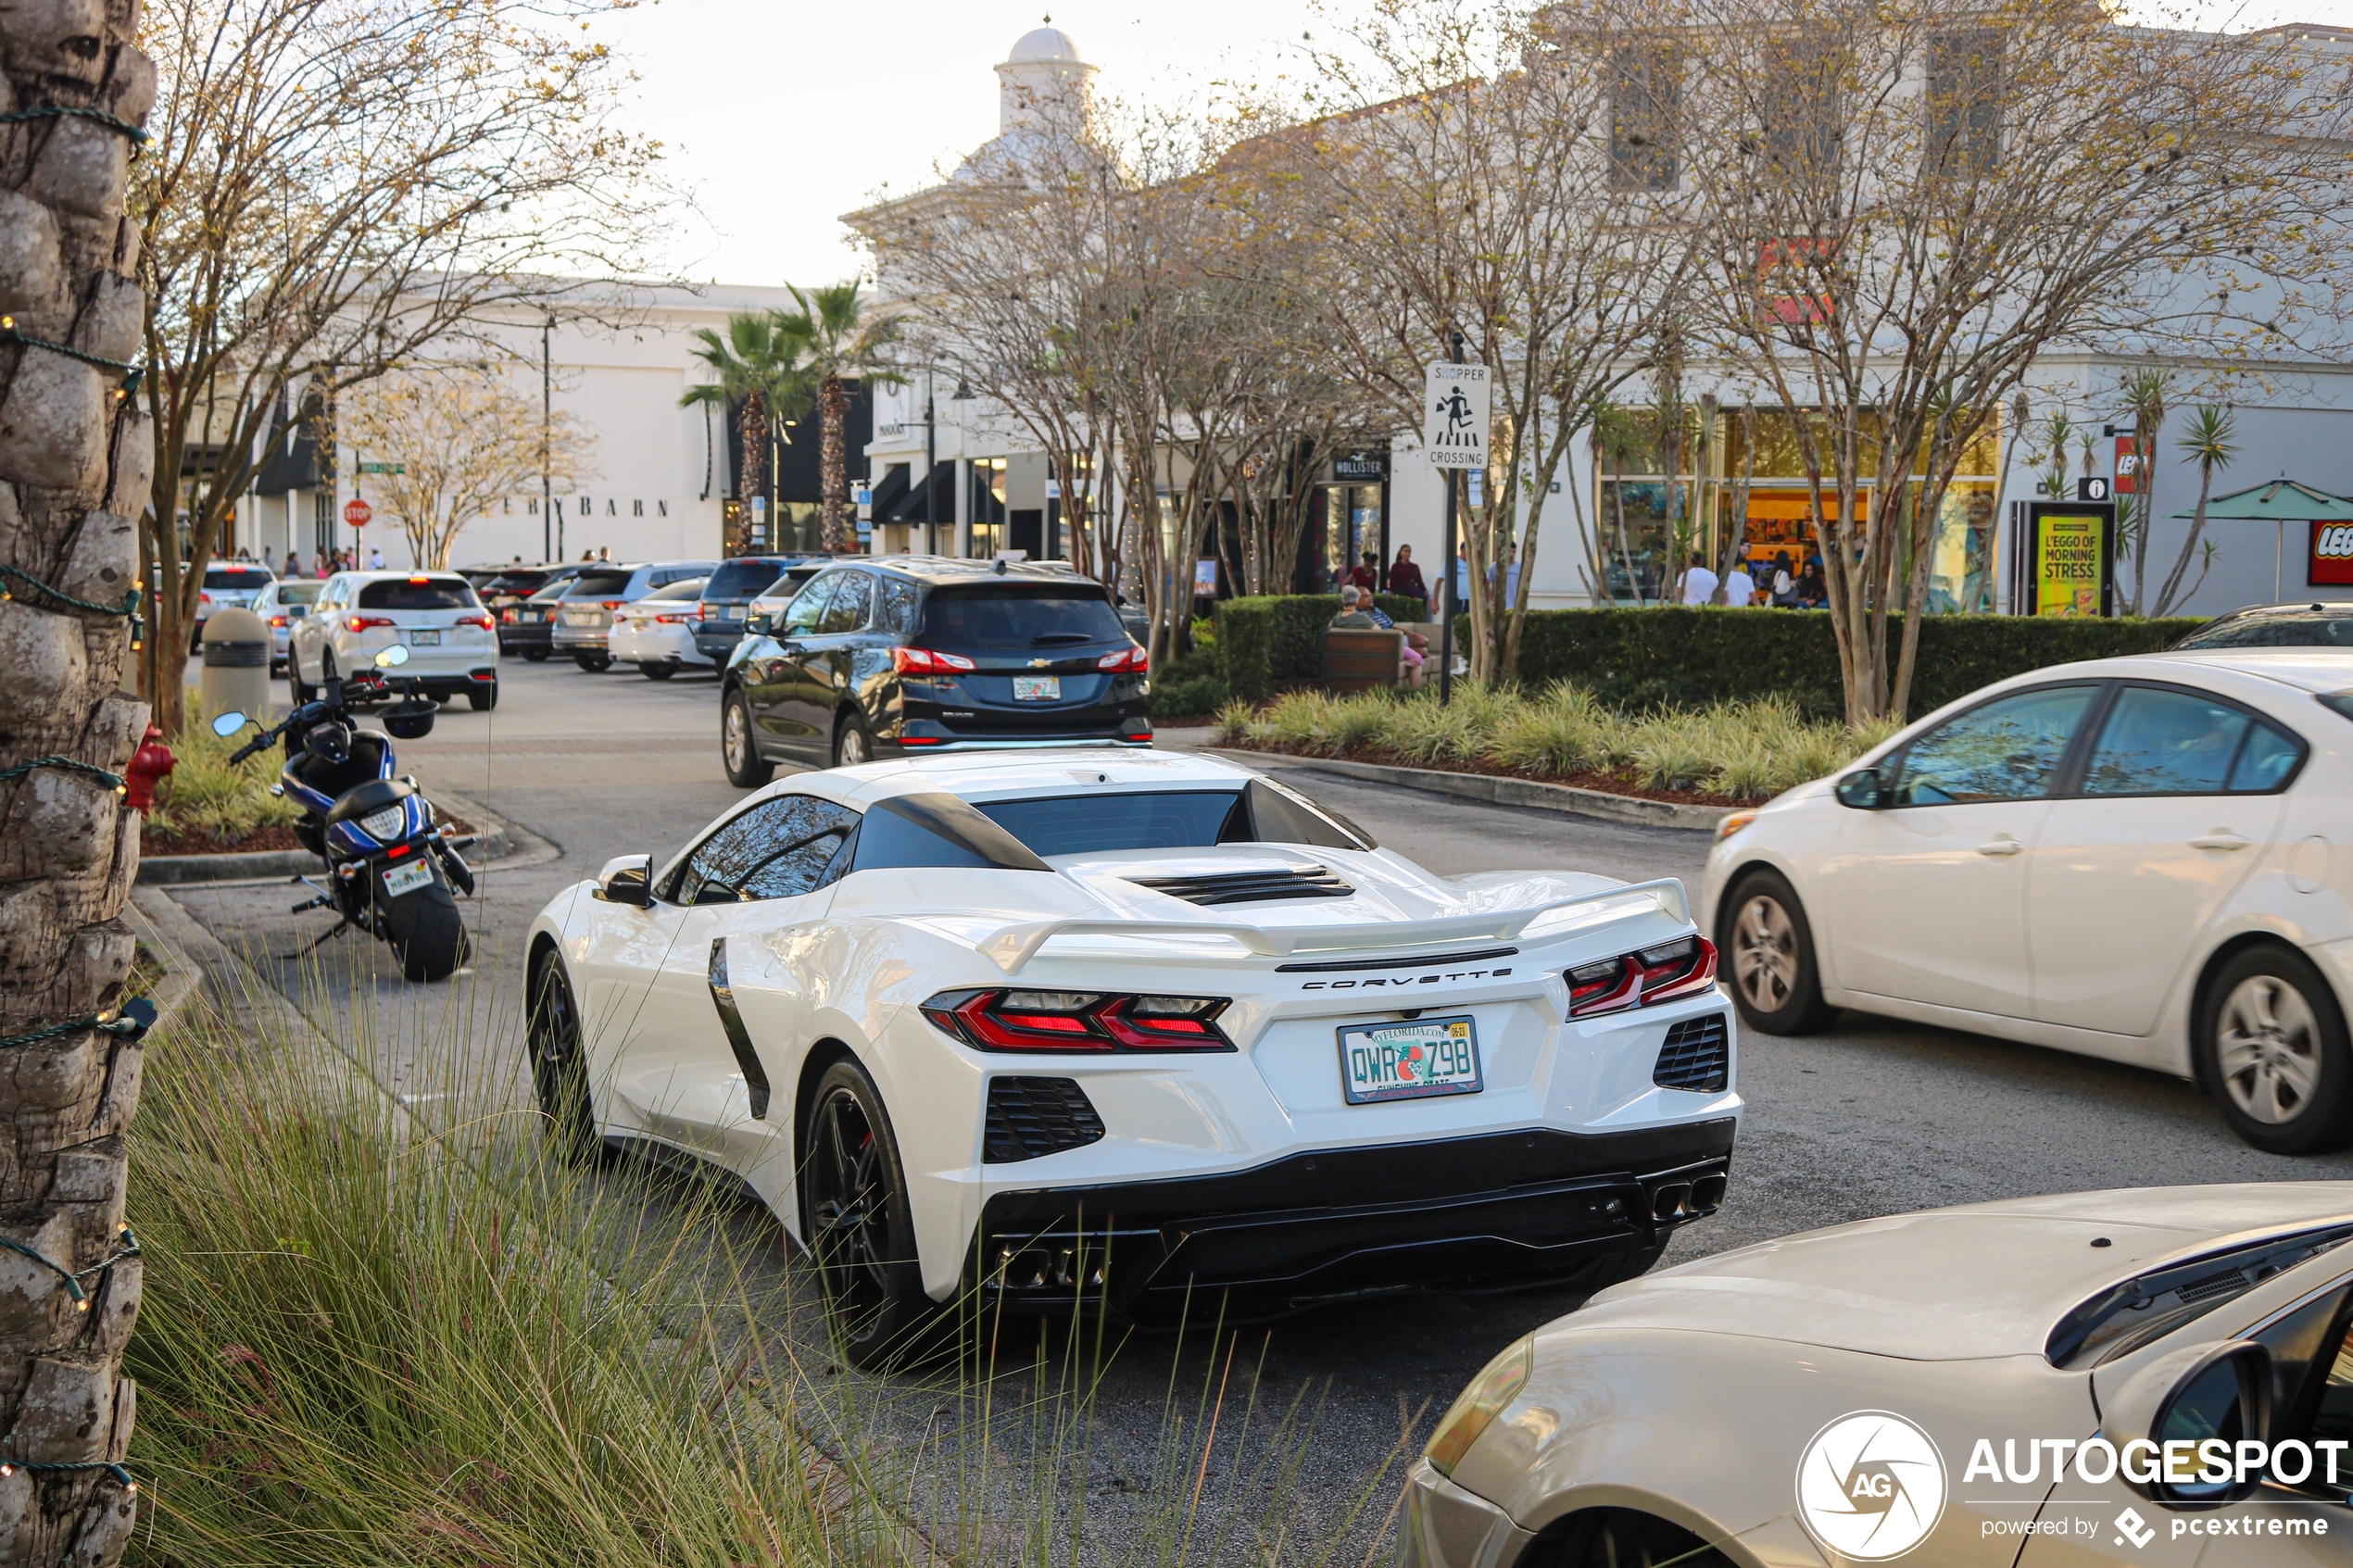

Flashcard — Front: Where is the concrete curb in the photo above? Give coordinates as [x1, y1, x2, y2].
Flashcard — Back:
[122, 897, 205, 1044]
[1212, 747, 1733, 833]
[135, 783, 546, 884]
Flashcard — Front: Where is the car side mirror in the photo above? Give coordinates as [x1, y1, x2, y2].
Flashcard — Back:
[593, 853, 654, 908]
[2101, 1340, 2273, 1504]
[1834, 767, 1889, 809]
[744, 608, 773, 636]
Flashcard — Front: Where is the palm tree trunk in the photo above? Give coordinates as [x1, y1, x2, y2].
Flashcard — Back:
[2156, 463, 2218, 617]
[0, 16, 154, 1565]
[818, 373, 849, 554]
[736, 393, 766, 546]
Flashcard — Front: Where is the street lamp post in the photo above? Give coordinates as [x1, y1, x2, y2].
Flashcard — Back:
[923, 375, 937, 557]
[1440, 329, 1464, 706]
[542, 315, 553, 561]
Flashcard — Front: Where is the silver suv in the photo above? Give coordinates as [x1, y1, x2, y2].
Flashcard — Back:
[550, 560, 715, 671]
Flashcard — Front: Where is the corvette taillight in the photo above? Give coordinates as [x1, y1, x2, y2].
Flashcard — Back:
[893, 646, 977, 674]
[1097, 645, 1149, 672]
[921, 988, 1230, 1052]
[1566, 936, 1718, 1019]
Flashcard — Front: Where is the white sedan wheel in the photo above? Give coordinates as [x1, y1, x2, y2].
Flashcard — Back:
[1732, 894, 1799, 1014]
[2215, 974, 2323, 1125]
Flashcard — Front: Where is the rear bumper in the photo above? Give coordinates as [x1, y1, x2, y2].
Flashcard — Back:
[968, 1119, 1735, 1323]
[551, 624, 609, 651]
[499, 621, 554, 651]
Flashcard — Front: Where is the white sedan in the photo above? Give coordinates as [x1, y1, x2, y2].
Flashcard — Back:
[525, 748, 1739, 1366]
[608, 575, 709, 678]
[288, 570, 500, 709]
[1403, 1182, 2353, 1568]
[1704, 650, 2353, 1154]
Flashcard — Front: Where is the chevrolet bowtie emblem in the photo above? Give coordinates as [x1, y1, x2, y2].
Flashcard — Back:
[1030, 658, 1050, 667]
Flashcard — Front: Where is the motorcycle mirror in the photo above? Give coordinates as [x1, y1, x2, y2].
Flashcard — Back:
[210, 711, 249, 737]
[375, 645, 411, 669]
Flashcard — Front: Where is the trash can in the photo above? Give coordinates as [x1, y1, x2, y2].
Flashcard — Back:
[199, 606, 271, 724]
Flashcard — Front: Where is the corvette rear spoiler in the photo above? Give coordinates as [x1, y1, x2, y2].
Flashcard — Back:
[972, 877, 1692, 974]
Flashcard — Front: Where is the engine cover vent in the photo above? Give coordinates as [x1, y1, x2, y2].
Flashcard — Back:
[984, 1077, 1106, 1163]
[1653, 1015, 1730, 1094]
[1128, 864, 1353, 906]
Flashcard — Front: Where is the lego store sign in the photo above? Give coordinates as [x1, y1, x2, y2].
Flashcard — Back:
[2314, 521, 2353, 586]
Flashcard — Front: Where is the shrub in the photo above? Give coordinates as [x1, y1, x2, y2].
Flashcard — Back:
[1507, 607, 2204, 720]
[147, 701, 304, 844]
[1214, 594, 1428, 702]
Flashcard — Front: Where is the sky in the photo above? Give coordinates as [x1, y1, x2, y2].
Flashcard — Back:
[590, 0, 2353, 293]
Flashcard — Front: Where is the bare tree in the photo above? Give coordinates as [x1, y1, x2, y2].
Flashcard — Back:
[336, 367, 596, 569]
[1680, 0, 2353, 721]
[135, 0, 666, 731]
[0, 5, 154, 1562]
[1280, 0, 1696, 682]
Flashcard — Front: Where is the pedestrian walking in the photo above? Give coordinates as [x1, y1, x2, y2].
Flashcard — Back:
[367, 545, 384, 571]
[1385, 544, 1428, 608]
[1680, 553, 1718, 607]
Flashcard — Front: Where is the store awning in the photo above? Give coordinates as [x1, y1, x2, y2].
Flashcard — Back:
[2171, 480, 2353, 521]
[878, 463, 954, 524]
[866, 463, 909, 517]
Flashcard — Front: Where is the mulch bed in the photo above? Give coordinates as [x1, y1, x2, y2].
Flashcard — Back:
[1218, 740, 1752, 809]
[141, 815, 477, 859]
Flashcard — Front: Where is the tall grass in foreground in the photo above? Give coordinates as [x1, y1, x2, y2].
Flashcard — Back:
[125, 973, 1411, 1566]
[1219, 682, 1905, 801]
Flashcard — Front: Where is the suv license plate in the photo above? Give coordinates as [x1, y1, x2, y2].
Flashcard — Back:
[409, 630, 441, 646]
[1013, 674, 1061, 701]
[383, 859, 433, 898]
[1338, 1015, 1481, 1104]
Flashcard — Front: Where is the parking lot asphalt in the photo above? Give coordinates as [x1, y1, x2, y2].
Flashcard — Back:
[158, 654, 2352, 1560]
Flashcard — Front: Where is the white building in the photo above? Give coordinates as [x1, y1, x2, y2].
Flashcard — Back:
[846, 21, 2353, 619]
[233, 282, 809, 571]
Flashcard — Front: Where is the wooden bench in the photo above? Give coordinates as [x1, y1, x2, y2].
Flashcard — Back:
[1322, 627, 1404, 693]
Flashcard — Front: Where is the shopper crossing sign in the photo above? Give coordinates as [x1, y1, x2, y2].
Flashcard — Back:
[1423, 362, 1490, 470]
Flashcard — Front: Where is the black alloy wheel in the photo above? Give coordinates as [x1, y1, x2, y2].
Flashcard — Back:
[467, 683, 497, 710]
[573, 652, 612, 672]
[289, 666, 314, 706]
[2196, 944, 2353, 1155]
[527, 953, 597, 1160]
[1717, 869, 1838, 1035]
[833, 712, 875, 769]
[641, 661, 675, 681]
[801, 1059, 934, 1369]
[722, 687, 774, 787]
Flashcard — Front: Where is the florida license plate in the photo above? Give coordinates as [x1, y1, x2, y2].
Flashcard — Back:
[1338, 1015, 1481, 1104]
[1013, 674, 1061, 701]
[382, 859, 433, 897]
[409, 630, 440, 646]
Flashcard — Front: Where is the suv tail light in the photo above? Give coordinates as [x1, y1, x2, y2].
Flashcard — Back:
[1566, 936, 1718, 1019]
[922, 989, 1231, 1052]
[651, 612, 689, 624]
[893, 646, 977, 674]
[456, 613, 493, 630]
[501, 608, 519, 623]
[600, 600, 625, 611]
[1098, 645, 1149, 672]
[346, 615, 395, 632]
[269, 614, 288, 628]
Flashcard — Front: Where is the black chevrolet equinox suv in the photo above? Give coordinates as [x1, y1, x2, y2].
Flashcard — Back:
[718, 558, 1151, 783]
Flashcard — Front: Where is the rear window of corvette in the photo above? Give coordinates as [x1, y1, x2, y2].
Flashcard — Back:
[979, 791, 1245, 856]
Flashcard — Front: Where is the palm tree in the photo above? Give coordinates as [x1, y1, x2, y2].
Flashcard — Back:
[2115, 369, 2168, 614]
[2154, 405, 2236, 616]
[775, 283, 902, 554]
[680, 314, 801, 547]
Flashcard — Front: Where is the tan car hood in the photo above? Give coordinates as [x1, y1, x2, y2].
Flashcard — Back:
[1565, 1183, 2353, 1361]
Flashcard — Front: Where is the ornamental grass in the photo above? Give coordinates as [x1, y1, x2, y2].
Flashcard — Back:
[1217, 682, 1906, 802]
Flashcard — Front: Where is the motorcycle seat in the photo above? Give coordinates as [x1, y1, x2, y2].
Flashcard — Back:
[291, 732, 391, 800]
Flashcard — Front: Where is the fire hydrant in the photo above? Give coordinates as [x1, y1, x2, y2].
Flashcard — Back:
[121, 725, 176, 813]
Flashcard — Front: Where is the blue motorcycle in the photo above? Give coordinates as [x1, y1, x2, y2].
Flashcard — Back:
[211, 646, 475, 981]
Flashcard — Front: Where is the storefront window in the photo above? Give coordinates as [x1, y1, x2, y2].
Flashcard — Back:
[968, 458, 1008, 558]
[1320, 483, 1384, 590]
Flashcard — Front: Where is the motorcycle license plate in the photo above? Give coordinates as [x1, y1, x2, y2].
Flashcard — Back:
[1337, 1015, 1481, 1104]
[409, 630, 440, 646]
[1013, 675, 1061, 701]
[383, 859, 434, 898]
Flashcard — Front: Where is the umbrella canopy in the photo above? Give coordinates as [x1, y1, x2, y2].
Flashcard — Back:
[2171, 479, 2353, 521]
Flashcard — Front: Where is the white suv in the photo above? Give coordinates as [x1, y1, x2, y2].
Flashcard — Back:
[288, 571, 499, 709]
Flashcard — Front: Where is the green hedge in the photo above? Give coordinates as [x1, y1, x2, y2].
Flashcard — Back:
[1215, 594, 1428, 701]
[1510, 608, 2204, 718]
[1216, 596, 2204, 715]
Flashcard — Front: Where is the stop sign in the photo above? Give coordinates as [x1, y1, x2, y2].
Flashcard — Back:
[342, 497, 371, 528]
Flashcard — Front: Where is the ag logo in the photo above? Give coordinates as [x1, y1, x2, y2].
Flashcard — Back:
[1795, 1411, 1948, 1561]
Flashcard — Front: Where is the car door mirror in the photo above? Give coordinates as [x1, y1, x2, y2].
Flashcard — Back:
[744, 608, 772, 636]
[1834, 767, 1889, 809]
[593, 852, 654, 908]
[2101, 1340, 2272, 1504]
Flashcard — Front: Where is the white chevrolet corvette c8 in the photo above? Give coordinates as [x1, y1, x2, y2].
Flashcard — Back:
[526, 749, 1739, 1363]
